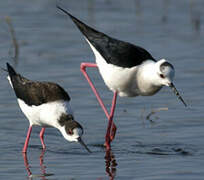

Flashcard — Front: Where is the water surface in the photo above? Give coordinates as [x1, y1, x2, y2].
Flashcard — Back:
[0, 0, 204, 179]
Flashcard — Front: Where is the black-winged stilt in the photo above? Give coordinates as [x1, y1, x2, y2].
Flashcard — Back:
[6, 63, 91, 153]
[57, 6, 187, 150]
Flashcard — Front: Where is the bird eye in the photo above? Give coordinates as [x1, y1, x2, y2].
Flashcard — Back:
[160, 74, 165, 79]
[68, 129, 73, 135]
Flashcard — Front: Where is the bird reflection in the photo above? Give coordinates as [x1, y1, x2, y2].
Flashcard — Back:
[104, 150, 117, 180]
[23, 152, 32, 178]
[22, 150, 54, 180]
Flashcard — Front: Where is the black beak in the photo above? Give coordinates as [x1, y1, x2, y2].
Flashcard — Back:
[169, 83, 187, 107]
[77, 137, 92, 153]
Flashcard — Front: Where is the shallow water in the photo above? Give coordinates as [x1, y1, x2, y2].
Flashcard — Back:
[0, 0, 204, 179]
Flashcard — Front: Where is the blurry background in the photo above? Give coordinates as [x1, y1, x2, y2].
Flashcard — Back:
[0, 0, 204, 179]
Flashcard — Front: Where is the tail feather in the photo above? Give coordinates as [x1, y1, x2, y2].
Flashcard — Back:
[57, 5, 102, 40]
[7, 63, 17, 78]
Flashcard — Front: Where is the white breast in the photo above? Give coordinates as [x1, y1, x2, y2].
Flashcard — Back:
[87, 39, 139, 97]
[97, 61, 139, 97]
[136, 61, 162, 95]
[17, 99, 73, 128]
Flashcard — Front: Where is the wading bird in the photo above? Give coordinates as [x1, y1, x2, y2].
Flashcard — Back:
[7, 63, 91, 153]
[57, 6, 187, 150]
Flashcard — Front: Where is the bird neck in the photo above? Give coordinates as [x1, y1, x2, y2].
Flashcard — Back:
[136, 60, 162, 95]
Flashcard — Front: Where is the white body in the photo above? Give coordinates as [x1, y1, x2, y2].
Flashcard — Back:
[17, 99, 73, 128]
[7, 75, 73, 129]
[87, 40, 168, 97]
[7, 75, 85, 143]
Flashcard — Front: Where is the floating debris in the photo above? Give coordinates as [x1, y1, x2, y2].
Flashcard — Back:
[29, 173, 54, 178]
[146, 107, 168, 121]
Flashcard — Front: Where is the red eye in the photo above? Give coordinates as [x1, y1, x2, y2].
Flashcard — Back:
[68, 129, 73, 135]
[160, 74, 165, 79]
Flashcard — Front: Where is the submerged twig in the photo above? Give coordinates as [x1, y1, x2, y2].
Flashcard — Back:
[146, 107, 168, 120]
[5, 16, 19, 66]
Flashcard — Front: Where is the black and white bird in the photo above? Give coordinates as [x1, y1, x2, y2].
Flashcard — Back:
[6, 63, 91, 153]
[57, 6, 187, 150]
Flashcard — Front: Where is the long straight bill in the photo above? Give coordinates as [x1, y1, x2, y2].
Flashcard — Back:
[169, 83, 187, 107]
[78, 137, 92, 153]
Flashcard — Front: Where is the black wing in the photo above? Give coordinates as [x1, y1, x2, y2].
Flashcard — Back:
[57, 6, 155, 68]
[7, 63, 70, 106]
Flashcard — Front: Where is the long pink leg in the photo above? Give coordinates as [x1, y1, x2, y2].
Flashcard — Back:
[80, 63, 108, 117]
[39, 128, 46, 150]
[80, 62, 117, 148]
[105, 92, 117, 150]
[22, 126, 32, 153]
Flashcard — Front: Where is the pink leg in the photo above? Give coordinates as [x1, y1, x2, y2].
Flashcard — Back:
[110, 123, 117, 141]
[39, 128, 46, 150]
[80, 63, 117, 148]
[105, 92, 117, 150]
[81, 63, 110, 117]
[22, 126, 32, 153]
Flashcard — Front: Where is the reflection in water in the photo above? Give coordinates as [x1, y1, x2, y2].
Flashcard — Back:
[104, 150, 117, 180]
[87, 0, 95, 25]
[4, 16, 19, 66]
[134, 0, 142, 16]
[105, 0, 111, 5]
[23, 153, 32, 178]
[22, 150, 54, 180]
[161, 0, 201, 33]
[161, 0, 169, 23]
[190, 0, 201, 33]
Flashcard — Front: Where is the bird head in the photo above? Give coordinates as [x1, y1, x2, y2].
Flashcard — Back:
[59, 114, 91, 153]
[155, 59, 175, 86]
[155, 59, 187, 107]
